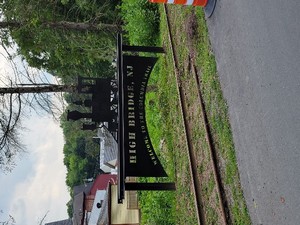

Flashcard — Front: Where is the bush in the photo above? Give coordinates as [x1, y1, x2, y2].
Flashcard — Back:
[139, 189, 176, 225]
[120, 0, 160, 46]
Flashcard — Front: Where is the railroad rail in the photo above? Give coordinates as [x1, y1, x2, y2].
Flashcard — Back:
[163, 5, 229, 225]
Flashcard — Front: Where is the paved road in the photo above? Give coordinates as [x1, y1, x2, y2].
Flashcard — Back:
[206, 0, 300, 224]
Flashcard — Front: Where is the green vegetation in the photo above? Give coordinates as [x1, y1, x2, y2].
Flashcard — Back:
[120, 2, 251, 224]
[1, 0, 120, 79]
[120, 0, 160, 45]
[192, 8, 251, 224]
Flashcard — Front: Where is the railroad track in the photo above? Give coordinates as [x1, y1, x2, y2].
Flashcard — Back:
[163, 5, 229, 225]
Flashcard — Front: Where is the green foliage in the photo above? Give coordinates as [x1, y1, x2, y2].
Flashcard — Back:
[120, 2, 177, 223]
[60, 0, 121, 23]
[1, 0, 64, 22]
[60, 106, 100, 189]
[120, 0, 160, 45]
[66, 199, 73, 218]
[135, 63, 177, 224]
[65, 153, 88, 187]
[1, 0, 120, 78]
[139, 190, 176, 225]
[12, 27, 116, 78]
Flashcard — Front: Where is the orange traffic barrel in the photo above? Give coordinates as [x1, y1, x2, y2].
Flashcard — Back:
[149, 0, 208, 7]
[149, 0, 216, 18]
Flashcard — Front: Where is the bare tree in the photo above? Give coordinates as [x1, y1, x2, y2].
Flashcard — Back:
[0, 214, 16, 225]
[0, 53, 76, 172]
[0, 210, 48, 225]
[38, 211, 49, 225]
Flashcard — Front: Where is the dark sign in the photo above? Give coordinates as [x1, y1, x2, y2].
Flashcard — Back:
[65, 34, 175, 204]
[122, 55, 167, 177]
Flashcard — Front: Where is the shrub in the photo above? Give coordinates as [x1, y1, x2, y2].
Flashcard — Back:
[120, 0, 160, 46]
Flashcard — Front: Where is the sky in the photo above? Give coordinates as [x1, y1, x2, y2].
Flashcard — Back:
[0, 46, 70, 224]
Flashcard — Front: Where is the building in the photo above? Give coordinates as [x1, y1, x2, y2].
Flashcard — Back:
[47, 133, 140, 225]
[105, 184, 140, 225]
[97, 125, 118, 174]
[72, 174, 140, 225]
[73, 174, 117, 225]
[89, 183, 140, 225]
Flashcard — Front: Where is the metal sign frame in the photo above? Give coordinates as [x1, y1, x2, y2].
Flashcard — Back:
[117, 34, 175, 203]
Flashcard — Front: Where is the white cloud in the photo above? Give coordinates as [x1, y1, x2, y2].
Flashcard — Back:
[7, 116, 69, 224]
[0, 44, 69, 225]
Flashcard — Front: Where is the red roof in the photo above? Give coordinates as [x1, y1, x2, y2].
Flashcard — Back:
[90, 174, 117, 195]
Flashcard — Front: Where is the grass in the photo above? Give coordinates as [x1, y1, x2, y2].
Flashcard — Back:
[120, 1, 251, 224]
[192, 8, 251, 225]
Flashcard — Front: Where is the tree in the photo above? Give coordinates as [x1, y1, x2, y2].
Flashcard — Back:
[0, 214, 16, 225]
[0, 20, 120, 33]
[0, 56, 77, 172]
[0, 0, 117, 171]
[0, 211, 48, 225]
[0, 0, 120, 77]
[0, 82, 76, 172]
[38, 211, 49, 225]
[0, 84, 75, 94]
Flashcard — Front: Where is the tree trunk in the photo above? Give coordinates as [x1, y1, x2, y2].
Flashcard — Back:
[0, 84, 76, 94]
[45, 21, 120, 32]
[0, 21, 20, 29]
[0, 20, 120, 32]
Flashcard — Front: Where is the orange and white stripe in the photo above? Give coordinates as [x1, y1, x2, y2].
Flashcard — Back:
[149, 0, 208, 7]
